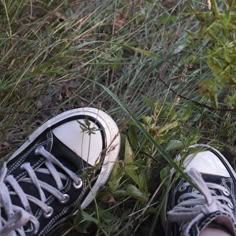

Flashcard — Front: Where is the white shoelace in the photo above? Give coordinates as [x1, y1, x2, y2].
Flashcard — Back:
[168, 168, 235, 235]
[0, 146, 83, 236]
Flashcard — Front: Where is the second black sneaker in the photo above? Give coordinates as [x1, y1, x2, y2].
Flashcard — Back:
[163, 144, 236, 236]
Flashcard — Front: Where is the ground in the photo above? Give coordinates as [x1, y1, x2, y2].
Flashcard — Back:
[0, 0, 236, 235]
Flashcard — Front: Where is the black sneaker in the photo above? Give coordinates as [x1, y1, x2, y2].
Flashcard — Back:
[163, 144, 236, 236]
[0, 107, 120, 236]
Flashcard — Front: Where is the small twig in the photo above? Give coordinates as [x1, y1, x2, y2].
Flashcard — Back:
[158, 63, 236, 112]
[158, 14, 236, 113]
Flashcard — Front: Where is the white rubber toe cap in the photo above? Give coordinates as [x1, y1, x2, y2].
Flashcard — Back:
[52, 120, 103, 166]
[184, 151, 230, 177]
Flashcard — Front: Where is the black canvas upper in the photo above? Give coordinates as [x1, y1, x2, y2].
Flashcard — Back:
[167, 173, 236, 236]
[3, 117, 105, 235]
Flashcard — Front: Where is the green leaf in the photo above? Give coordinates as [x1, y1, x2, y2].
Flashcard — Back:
[124, 138, 144, 189]
[160, 166, 171, 182]
[126, 184, 148, 203]
[81, 211, 99, 225]
[108, 162, 123, 192]
[158, 15, 177, 25]
[165, 140, 183, 152]
[142, 116, 152, 125]
[158, 121, 178, 135]
[128, 124, 138, 148]
[124, 137, 135, 163]
[125, 164, 140, 187]
[210, 0, 220, 18]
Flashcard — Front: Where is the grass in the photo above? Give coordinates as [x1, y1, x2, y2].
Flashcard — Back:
[0, 0, 236, 235]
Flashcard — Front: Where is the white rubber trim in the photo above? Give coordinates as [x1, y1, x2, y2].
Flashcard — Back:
[9, 107, 120, 209]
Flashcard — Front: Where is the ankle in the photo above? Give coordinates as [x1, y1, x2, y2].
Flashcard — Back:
[200, 225, 232, 236]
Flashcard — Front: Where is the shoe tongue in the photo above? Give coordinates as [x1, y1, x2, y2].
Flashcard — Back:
[51, 134, 90, 172]
[7, 131, 54, 176]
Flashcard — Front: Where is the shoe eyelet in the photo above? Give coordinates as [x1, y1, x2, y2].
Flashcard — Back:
[44, 207, 54, 218]
[223, 189, 230, 196]
[227, 202, 234, 209]
[179, 184, 187, 192]
[35, 146, 43, 155]
[73, 179, 83, 189]
[60, 194, 70, 204]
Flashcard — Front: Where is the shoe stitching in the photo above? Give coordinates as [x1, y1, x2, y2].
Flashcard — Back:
[8, 139, 51, 174]
[40, 207, 70, 236]
[35, 178, 71, 218]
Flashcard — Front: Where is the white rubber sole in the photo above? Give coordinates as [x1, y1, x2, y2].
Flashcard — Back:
[9, 107, 121, 209]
